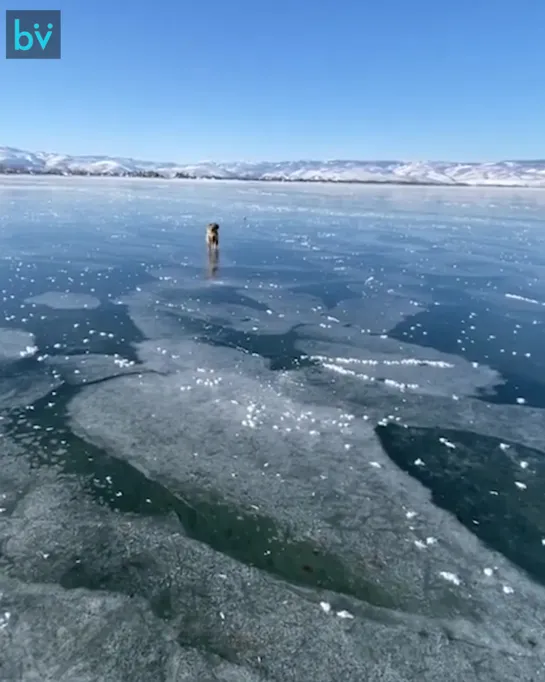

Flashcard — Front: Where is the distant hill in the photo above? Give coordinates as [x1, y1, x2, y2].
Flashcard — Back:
[2, 145, 545, 187]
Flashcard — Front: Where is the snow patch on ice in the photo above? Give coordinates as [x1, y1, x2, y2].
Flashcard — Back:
[439, 571, 461, 586]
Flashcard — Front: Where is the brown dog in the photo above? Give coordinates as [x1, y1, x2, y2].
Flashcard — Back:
[206, 222, 219, 249]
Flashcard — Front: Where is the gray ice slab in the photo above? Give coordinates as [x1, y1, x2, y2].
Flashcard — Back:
[25, 292, 101, 310]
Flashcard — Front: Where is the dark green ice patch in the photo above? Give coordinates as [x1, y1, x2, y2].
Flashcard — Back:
[13, 304, 145, 361]
[375, 422, 545, 586]
[388, 302, 545, 408]
[0, 259, 152, 360]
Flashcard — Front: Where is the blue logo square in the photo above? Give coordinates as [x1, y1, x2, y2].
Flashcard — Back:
[5, 10, 61, 59]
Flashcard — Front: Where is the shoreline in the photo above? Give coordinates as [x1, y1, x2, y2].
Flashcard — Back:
[1, 170, 545, 190]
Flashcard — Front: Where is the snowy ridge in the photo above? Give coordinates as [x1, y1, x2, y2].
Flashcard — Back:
[1, 145, 545, 187]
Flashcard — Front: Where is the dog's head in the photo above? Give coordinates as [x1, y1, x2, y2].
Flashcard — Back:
[207, 222, 220, 234]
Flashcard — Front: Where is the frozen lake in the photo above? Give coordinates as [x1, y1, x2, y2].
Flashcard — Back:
[1, 176, 545, 681]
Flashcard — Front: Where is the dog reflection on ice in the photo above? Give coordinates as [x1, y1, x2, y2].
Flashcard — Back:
[205, 222, 220, 279]
[207, 247, 220, 279]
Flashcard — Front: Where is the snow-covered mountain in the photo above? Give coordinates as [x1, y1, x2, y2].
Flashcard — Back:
[1, 145, 545, 187]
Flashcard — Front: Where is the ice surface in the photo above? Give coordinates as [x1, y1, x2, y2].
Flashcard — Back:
[0, 437, 543, 682]
[65, 337, 545, 614]
[1, 177, 545, 680]
[25, 291, 101, 309]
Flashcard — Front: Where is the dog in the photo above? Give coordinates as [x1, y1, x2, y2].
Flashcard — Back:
[206, 222, 220, 249]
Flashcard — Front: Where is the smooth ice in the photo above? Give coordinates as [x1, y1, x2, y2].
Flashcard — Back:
[1, 176, 545, 681]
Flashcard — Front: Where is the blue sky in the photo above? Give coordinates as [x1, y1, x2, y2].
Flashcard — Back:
[1, 0, 544, 162]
